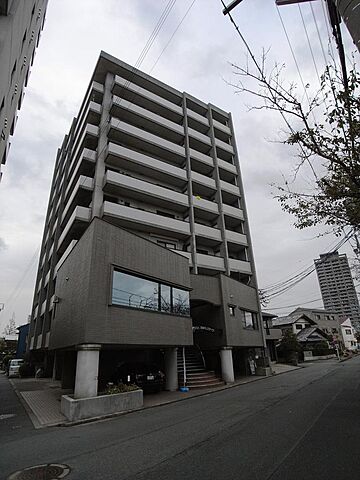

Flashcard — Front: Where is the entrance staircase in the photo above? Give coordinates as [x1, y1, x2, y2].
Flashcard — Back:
[177, 347, 224, 389]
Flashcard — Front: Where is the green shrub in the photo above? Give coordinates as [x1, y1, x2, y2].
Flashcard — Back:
[104, 383, 140, 395]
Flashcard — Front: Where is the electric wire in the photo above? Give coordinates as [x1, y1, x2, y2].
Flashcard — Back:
[320, 0, 336, 60]
[276, 5, 315, 119]
[220, 0, 319, 182]
[150, 0, 197, 74]
[1, 246, 40, 315]
[262, 231, 353, 302]
[298, 4, 328, 108]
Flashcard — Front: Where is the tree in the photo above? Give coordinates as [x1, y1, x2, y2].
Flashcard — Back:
[3, 314, 17, 336]
[229, 53, 360, 250]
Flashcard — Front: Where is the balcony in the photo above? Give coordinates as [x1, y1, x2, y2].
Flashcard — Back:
[54, 240, 78, 277]
[187, 108, 209, 134]
[62, 175, 94, 226]
[226, 230, 248, 247]
[196, 253, 225, 272]
[222, 203, 244, 220]
[73, 81, 104, 139]
[65, 148, 96, 202]
[69, 124, 99, 178]
[192, 196, 219, 222]
[57, 206, 91, 255]
[113, 75, 183, 124]
[109, 118, 185, 165]
[103, 171, 189, 212]
[105, 143, 187, 189]
[188, 127, 211, 153]
[189, 148, 213, 175]
[102, 201, 191, 239]
[213, 118, 231, 135]
[191, 171, 216, 198]
[194, 223, 222, 243]
[217, 158, 237, 175]
[171, 250, 193, 266]
[228, 258, 252, 275]
[220, 179, 240, 196]
[73, 101, 101, 145]
[111, 95, 184, 145]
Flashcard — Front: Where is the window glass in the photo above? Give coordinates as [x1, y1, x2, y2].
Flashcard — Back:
[229, 305, 235, 316]
[295, 324, 302, 330]
[112, 271, 158, 311]
[160, 284, 171, 313]
[172, 288, 190, 316]
[240, 309, 258, 330]
[112, 270, 190, 316]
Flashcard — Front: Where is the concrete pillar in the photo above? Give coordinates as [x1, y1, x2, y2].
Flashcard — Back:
[165, 347, 178, 391]
[74, 344, 101, 399]
[220, 347, 234, 383]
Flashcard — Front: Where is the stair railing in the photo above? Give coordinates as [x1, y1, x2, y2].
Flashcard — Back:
[195, 344, 206, 368]
[182, 346, 187, 387]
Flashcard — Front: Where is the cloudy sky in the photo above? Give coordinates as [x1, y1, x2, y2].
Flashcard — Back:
[0, 0, 358, 332]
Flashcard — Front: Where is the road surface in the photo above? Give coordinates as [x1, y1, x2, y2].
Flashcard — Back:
[1, 357, 359, 479]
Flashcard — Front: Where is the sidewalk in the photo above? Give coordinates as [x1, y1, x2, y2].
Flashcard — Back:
[9, 363, 300, 428]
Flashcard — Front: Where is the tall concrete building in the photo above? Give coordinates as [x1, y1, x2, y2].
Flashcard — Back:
[28, 51, 267, 399]
[315, 251, 360, 327]
[0, 0, 48, 174]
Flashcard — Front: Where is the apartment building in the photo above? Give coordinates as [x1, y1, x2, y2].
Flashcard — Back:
[28, 51, 266, 399]
[315, 252, 360, 328]
[0, 0, 48, 175]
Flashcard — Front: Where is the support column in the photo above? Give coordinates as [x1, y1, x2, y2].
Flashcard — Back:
[220, 347, 234, 383]
[74, 344, 101, 399]
[165, 347, 178, 392]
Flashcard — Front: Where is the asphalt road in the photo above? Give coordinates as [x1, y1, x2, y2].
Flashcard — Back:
[1, 357, 359, 480]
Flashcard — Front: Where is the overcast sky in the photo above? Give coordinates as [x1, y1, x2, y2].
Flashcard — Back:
[0, 0, 358, 332]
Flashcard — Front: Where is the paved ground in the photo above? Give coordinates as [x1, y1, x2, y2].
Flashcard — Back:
[1, 357, 359, 479]
[6, 363, 299, 428]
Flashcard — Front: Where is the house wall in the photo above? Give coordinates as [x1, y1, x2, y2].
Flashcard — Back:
[220, 275, 264, 347]
[50, 218, 193, 349]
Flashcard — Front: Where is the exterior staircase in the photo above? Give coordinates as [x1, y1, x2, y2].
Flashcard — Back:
[177, 347, 224, 389]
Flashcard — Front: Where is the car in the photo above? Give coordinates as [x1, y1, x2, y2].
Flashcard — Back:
[8, 359, 24, 378]
[112, 362, 165, 393]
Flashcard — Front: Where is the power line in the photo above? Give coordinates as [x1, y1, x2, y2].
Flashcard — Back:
[263, 296, 323, 311]
[298, 4, 327, 109]
[150, 0, 197, 74]
[276, 4, 315, 117]
[262, 231, 353, 301]
[2, 247, 40, 313]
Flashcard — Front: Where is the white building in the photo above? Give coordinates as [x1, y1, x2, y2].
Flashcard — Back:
[340, 318, 358, 351]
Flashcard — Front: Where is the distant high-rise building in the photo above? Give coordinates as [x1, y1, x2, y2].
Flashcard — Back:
[315, 251, 360, 327]
[0, 0, 48, 176]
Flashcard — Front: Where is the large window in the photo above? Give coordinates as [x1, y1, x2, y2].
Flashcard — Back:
[239, 309, 258, 330]
[112, 270, 190, 316]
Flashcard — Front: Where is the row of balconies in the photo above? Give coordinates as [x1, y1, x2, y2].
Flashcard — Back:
[105, 142, 239, 198]
[112, 74, 231, 143]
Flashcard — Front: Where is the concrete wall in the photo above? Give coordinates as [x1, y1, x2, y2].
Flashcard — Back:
[50, 218, 193, 349]
[220, 275, 264, 347]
